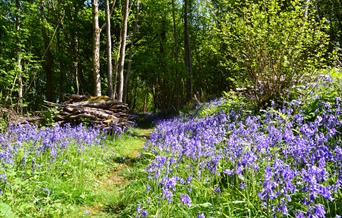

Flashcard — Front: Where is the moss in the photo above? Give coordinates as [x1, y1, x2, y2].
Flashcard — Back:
[88, 96, 111, 102]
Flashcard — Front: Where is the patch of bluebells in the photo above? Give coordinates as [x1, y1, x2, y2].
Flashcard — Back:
[138, 95, 341, 217]
[103, 123, 128, 135]
[0, 123, 103, 193]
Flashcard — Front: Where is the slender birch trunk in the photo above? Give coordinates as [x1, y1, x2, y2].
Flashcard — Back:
[124, 0, 139, 103]
[92, 0, 101, 96]
[106, 0, 114, 99]
[117, 0, 129, 102]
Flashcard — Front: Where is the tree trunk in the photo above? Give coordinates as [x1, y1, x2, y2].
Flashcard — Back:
[184, 0, 193, 100]
[304, 0, 310, 18]
[92, 0, 101, 96]
[158, 16, 167, 111]
[124, 0, 139, 103]
[172, 0, 179, 61]
[172, 0, 181, 108]
[57, 23, 65, 102]
[40, 1, 55, 102]
[16, 0, 23, 112]
[17, 56, 23, 112]
[117, 0, 129, 102]
[44, 44, 55, 101]
[66, 3, 82, 95]
[143, 93, 148, 113]
[106, 0, 114, 99]
[74, 35, 80, 95]
[124, 58, 132, 103]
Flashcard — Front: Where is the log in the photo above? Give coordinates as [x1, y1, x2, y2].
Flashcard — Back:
[67, 100, 128, 109]
[51, 95, 133, 131]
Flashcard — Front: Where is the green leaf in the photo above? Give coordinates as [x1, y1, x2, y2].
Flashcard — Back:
[193, 202, 212, 208]
[0, 202, 17, 218]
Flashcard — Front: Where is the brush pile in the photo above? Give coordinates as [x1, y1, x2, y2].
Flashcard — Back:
[55, 95, 133, 130]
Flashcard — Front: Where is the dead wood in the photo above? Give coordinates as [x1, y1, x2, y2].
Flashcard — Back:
[54, 95, 132, 130]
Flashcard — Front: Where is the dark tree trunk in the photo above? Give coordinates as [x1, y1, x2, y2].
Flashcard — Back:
[40, 0, 55, 101]
[57, 20, 66, 102]
[74, 35, 81, 95]
[172, 0, 181, 108]
[183, 0, 193, 100]
[44, 45, 55, 101]
[172, 0, 179, 61]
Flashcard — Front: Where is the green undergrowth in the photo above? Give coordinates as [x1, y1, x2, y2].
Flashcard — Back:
[98, 128, 153, 218]
[67, 128, 152, 218]
[1, 127, 152, 218]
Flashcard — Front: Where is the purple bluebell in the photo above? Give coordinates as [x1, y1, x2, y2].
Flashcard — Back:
[180, 194, 191, 207]
[198, 213, 205, 218]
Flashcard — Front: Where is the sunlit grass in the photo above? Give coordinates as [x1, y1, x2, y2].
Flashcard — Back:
[0, 124, 153, 217]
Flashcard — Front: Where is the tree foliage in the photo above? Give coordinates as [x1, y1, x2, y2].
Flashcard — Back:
[215, 0, 332, 105]
[0, 0, 340, 112]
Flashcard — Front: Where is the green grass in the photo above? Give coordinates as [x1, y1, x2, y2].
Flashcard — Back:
[98, 128, 153, 217]
[68, 129, 152, 217]
[65, 127, 153, 218]
[1, 128, 153, 218]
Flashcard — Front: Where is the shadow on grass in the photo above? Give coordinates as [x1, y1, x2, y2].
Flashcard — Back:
[103, 202, 126, 215]
[112, 156, 138, 166]
[101, 153, 151, 216]
[112, 152, 151, 167]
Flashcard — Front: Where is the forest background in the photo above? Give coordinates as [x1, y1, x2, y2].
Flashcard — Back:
[1, 1, 342, 217]
[1, 0, 341, 115]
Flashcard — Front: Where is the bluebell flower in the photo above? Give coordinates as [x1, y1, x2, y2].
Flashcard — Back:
[198, 213, 205, 218]
[240, 182, 247, 190]
[295, 211, 305, 218]
[141, 210, 148, 217]
[312, 204, 325, 218]
[162, 188, 173, 203]
[180, 194, 191, 207]
[214, 186, 221, 193]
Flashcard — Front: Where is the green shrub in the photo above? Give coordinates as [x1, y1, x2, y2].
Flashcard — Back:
[218, 0, 331, 106]
[196, 91, 256, 118]
[289, 68, 342, 121]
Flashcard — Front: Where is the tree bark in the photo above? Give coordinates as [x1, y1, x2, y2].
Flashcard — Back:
[44, 43, 55, 101]
[106, 0, 114, 99]
[172, 0, 179, 61]
[172, 0, 181, 107]
[66, 3, 82, 95]
[124, 58, 132, 103]
[124, 0, 139, 103]
[184, 0, 193, 100]
[16, 0, 23, 112]
[74, 35, 80, 95]
[304, 0, 310, 18]
[92, 0, 101, 96]
[57, 21, 65, 101]
[117, 0, 130, 102]
[40, 0, 55, 102]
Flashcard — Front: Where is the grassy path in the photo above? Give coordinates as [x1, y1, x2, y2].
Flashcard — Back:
[69, 128, 153, 218]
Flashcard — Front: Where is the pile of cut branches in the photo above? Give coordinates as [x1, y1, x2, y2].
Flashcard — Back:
[54, 95, 133, 130]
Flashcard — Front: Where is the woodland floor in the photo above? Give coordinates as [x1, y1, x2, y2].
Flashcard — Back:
[70, 127, 153, 217]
